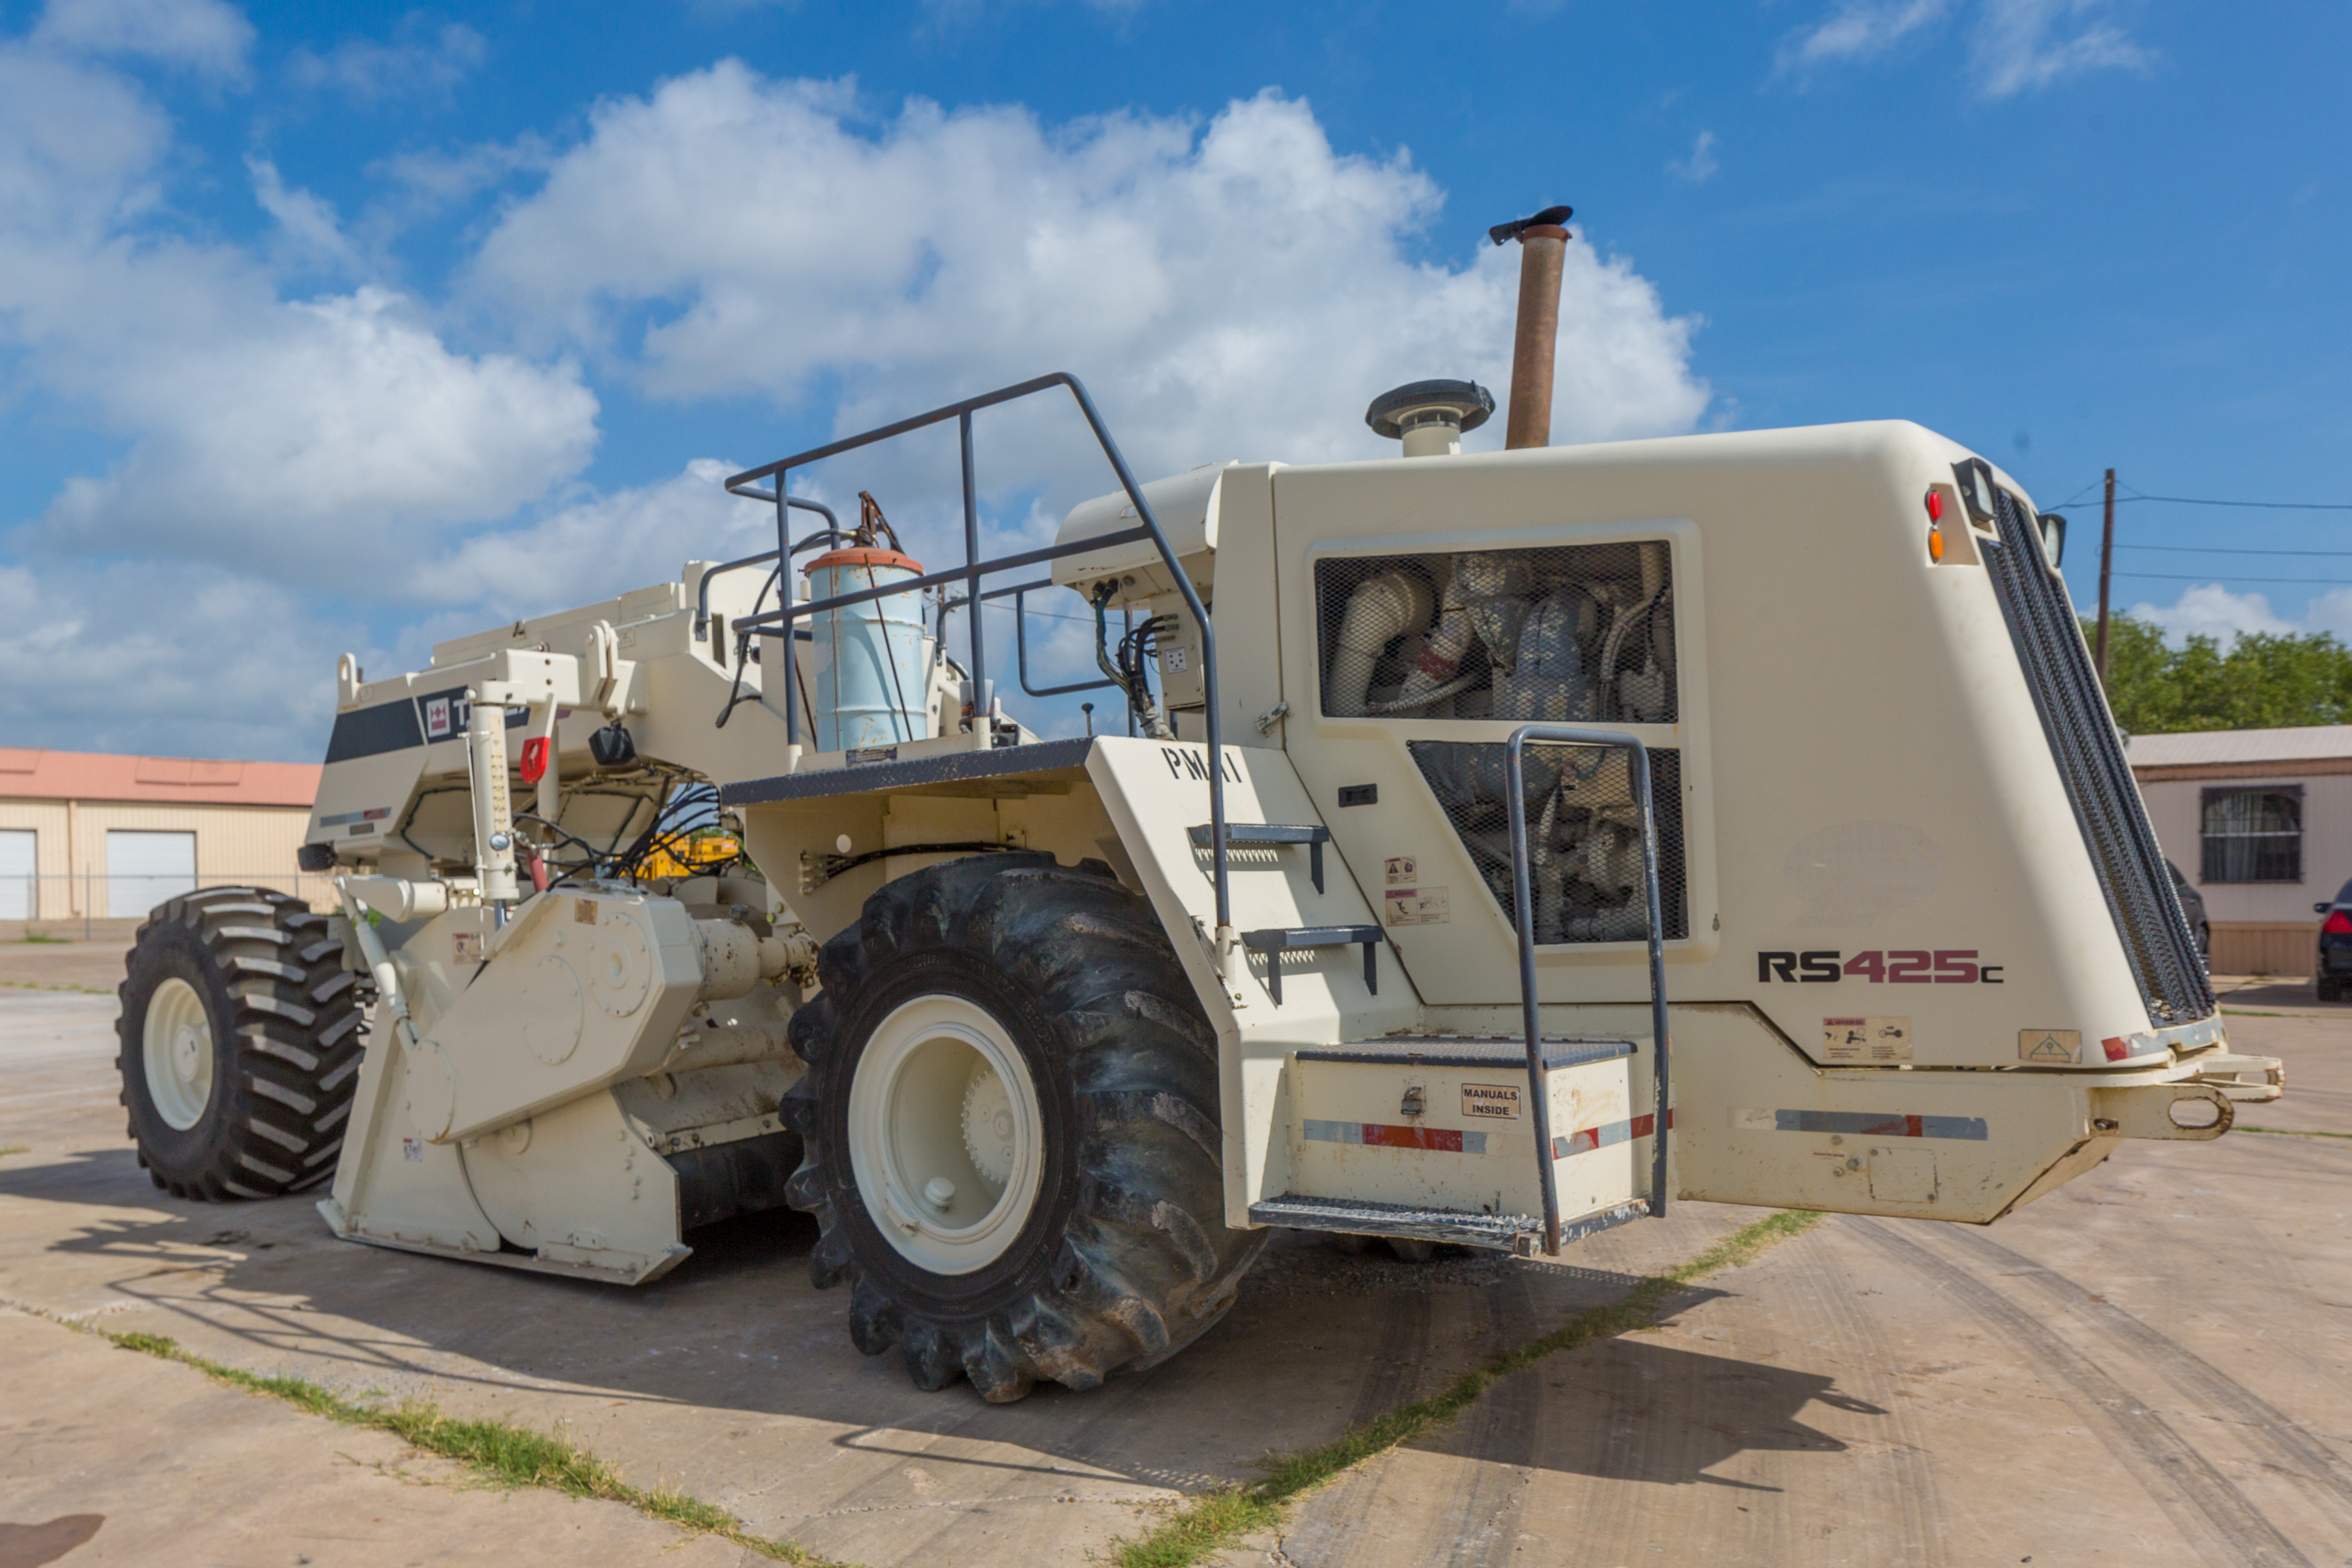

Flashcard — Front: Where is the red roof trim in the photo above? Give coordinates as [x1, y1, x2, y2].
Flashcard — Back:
[0, 747, 319, 807]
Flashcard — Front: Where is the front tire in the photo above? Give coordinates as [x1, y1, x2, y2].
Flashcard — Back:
[781, 854, 1265, 1401]
[117, 889, 364, 1200]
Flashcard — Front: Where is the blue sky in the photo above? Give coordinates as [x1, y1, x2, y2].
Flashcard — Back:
[1, 0, 2345, 760]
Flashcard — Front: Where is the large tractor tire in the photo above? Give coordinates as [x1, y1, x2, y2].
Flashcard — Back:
[781, 854, 1266, 1401]
[117, 888, 365, 1200]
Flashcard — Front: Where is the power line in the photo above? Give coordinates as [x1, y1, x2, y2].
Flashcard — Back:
[2118, 544, 2352, 557]
[2110, 572, 2352, 585]
[2051, 491, 2352, 511]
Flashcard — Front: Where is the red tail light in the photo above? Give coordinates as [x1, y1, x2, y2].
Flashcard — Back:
[2325, 909, 2352, 936]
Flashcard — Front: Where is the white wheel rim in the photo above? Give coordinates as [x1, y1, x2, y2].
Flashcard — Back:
[142, 977, 215, 1132]
[846, 994, 1044, 1276]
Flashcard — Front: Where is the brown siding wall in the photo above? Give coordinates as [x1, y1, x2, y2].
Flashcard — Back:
[2208, 921, 2321, 979]
[0, 798, 321, 921]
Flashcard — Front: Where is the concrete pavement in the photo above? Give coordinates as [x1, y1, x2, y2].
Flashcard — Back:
[1, 979, 2346, 1565]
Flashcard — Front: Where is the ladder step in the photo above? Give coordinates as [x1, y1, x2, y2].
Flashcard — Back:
[1239, 924, 1381, 1005]
[1190, 823, 1329, 892]
[1248, 1194, 1649, 1256]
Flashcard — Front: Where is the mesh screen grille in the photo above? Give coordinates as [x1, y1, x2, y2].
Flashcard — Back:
[1980, 487, 2215, 1025]
[1409, 742, 1688, 945]
[1316, 543, 1676, 723]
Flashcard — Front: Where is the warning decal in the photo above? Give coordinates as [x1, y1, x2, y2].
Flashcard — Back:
[1821, 1016, 1913, 1063]
[1384, 857, 1417, 886]
[2019, 1030, 2082, 1064]
[1384, 886, 1449, 926]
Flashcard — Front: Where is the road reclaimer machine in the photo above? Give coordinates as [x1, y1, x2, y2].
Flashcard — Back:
[117, 205, 2281, 1402]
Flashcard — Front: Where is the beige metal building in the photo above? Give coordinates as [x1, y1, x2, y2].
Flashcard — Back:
[0, 748, 323, 923]
[2127, 724, 2352, 976]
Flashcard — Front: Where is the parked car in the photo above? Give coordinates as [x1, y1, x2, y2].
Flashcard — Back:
[2315, 877, 2352, 1002]
[2166, 860, 2210, 968]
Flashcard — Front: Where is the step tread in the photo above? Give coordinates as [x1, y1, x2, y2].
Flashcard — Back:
[1249, 1194, 1650, 1254]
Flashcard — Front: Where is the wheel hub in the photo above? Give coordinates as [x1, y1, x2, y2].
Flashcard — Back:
[141, 977, 215, 1132]
[846, 994, 1044, 1276]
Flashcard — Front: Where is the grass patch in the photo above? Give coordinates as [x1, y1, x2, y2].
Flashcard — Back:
[1111, 1209, 1823, 1568]
[18, 930, 69, 944]
[0, 979, 111, 994]
[2241, 1124, 2352, 1141]
[103, 1330, 845, 1563]
[0, 1143, 27, 1158]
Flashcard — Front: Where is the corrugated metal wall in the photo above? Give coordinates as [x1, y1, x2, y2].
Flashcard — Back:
[0, 798, 319, 921]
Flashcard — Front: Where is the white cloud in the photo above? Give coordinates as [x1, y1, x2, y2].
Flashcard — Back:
[1972, 0, 2149, 97]
[248, 154, 356, 268]
[1781, 0, 1950, 69]
[1668, 129, 1719, 184]
[0, 557, 355, 760]
[287, 18, 485, 102]
[0, 24, 600, 759]
[30, 0, 252, 79]
[2125, 585, 2296, 648]
[0, 35, 600, 579]
[1780, 0, 2148, 95]
[468, 70, 1710, 506]
[399, 459, 776, 618]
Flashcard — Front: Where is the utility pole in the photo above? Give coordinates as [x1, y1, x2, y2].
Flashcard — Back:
[2094, 468, 2116, 687]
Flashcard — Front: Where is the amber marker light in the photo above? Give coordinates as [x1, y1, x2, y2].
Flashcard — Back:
[1929, 525, 1946, 562]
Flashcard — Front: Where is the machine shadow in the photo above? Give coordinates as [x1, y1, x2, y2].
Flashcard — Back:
[7, 1161, 1798, 1495]
[1484, 1333, 1875, 1488]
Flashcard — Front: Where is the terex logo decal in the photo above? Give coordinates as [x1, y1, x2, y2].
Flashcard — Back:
[1758, 951, 2004, 985]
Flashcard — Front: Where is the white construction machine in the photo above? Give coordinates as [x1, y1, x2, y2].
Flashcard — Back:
[116, 206, 2281, 1401]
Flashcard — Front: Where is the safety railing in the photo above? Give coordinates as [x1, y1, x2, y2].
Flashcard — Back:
[722, 372, 1232, 941]
[691, 497, 841, 642]
[1503, 725, 1672, 1255]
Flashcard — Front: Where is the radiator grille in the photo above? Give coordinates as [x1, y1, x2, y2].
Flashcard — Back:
[1980, 487, 2215, 1025]
[1409, 741, 1688, 945]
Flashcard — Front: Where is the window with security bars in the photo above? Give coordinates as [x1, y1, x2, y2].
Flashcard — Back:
[2200, 787, 2302, 883]
[1409, 740, 1688, 945]
[1315, 542, 1676, 724]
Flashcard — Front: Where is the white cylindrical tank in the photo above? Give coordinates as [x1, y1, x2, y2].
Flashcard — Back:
[804, 546, 930, 752]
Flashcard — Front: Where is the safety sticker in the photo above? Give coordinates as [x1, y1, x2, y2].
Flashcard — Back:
[1462, 1083, 1522, 1120]
[1385, 857, 1417, 886]
[1552, 1108, 1674, 1160]
[845, 747, 898, 766]
[1385, 887, 1449, 926]
[452, 932, 482, 962]
[1822, 1017, 1913, 1063]
[401, 1137, 423, 1163]
[2019, 1030, 2082, 1064]
[1304, 1119, 1485, 1154]
[1731, 1108, 1987, 1141]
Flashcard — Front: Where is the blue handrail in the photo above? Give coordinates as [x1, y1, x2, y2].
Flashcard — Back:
[723, 372, 1233, 941]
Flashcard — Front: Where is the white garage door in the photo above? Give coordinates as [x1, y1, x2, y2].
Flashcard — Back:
[108, 830, 196, 918]
[0, 830, 33, 920]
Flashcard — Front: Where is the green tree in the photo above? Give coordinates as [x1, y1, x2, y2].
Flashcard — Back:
[2086, 613, 2352, 734]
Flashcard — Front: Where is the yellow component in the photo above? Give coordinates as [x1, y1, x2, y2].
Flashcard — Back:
[634, 831, 741, 881]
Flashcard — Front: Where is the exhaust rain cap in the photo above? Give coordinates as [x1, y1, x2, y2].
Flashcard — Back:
[1365, 379, 1495, 459]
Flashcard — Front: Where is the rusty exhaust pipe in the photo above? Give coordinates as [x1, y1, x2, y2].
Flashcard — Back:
[1490, 204, 1572, 450]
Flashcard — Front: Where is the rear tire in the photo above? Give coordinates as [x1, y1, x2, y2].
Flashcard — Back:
[116, 888, 364, 1200]
[781, 854, 1265, 1401]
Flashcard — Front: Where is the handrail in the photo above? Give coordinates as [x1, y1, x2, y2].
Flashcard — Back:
[691, 497, 841, 640]
[1503, 725, 1672, 1255]
[721, 372, 1233, 949]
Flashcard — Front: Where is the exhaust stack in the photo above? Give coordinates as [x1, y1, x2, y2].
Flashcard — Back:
[1490, 204, 1573, 450]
